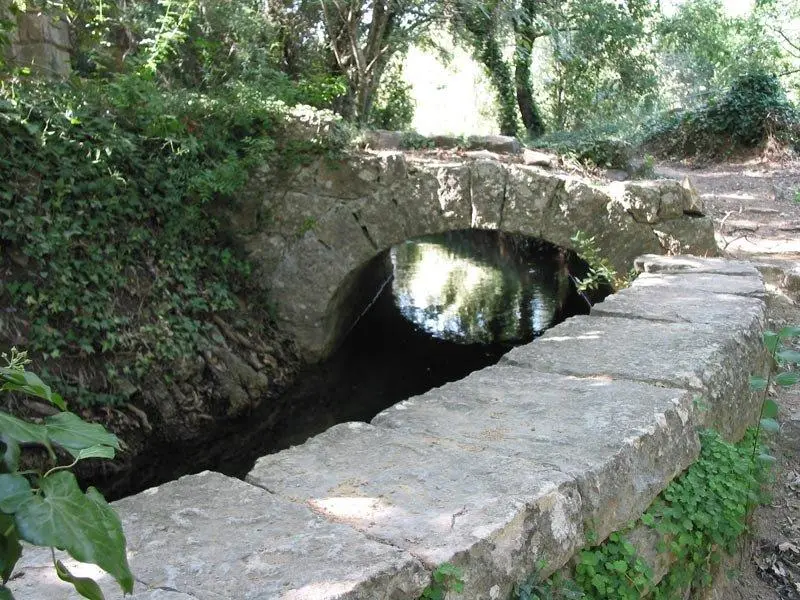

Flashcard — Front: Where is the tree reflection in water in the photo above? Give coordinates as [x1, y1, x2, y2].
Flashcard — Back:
[391, 230, 574, 346]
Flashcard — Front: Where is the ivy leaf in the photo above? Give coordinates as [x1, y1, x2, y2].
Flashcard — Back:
[775, 372, 800, 387]
[0, 412, 53, 458]
[0, 514, 21, 584]
[13, 471, 133, 594]
[0, 474, 33, 513]
[776, 350, 800, 365]
[762, 398, 779, 419]
[55, 560, 105, 600]
[778, 326, 800, 339]
[757, 453, 777, 464]
[0, 586, 14, 600]
[76, 445, 116, 461]
[760, 418, 779, 433]
[763, 331, 779, 354]
[44, 413, 120, 459]
[749, 376, 768, 391]
[1, 437, 19, 473]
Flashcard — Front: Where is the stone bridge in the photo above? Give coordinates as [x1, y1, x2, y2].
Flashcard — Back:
[14, 254, 768, 600]
[227, 152, 717, 360]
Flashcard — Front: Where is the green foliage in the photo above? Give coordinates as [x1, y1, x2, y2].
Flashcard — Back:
[0, 349, 132, 600]
[656, 0, 787, 108]
[399, 130, 436, 150]
[419, 563, 465, 600]
[645, 72, 799, 158]
[515, 568, 584, 600]
[574, 532, 652, 599]
[0, 73, 336, 405]
[534, 128, 633, 170]
[569, 232, 626, 293]
[369, 59, 415, 131]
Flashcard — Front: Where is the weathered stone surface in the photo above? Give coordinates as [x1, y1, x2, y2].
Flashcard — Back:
[371, 364, 700, 543]
[592, 280, 765, 325]
[229, 152, 721, 361]
[626, 272, 766, 299]
[502, 311, 765, 440]
[634, 254, 759, 277]
[522, 149, 557, 167]
[653, 216, 718, 257]
[10, 471, 427, 600]
[249, 422, 583, 600]
[6, 9, 71, 77]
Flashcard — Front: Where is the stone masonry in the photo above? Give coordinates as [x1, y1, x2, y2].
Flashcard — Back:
[11, 255, 767, 600]
[227, 152, 717, 361]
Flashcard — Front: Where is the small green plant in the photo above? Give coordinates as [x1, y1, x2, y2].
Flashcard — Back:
[515, 567, 585, 599]
[400, 131, 435, 150]
[574, 532, 652, 599]
[0, 349, 133, 600]
[792, 189, 800, 204]
[419, 563, 464, 600]
[570, 232, 631, 294]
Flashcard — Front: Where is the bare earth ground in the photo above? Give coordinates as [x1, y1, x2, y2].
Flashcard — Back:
[656, 160, 800, 599]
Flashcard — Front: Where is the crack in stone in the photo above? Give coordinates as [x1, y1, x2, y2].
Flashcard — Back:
[352, 212, 379, 250]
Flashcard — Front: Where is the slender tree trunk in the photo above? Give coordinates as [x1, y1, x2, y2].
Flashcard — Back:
[513, 0, 545, 138]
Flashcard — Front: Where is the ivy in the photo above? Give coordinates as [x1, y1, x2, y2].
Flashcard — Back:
[0, 74, 337, 405]
[0, 349, 132, 600]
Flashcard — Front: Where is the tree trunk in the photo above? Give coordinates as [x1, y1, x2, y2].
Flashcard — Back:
[514, 0, 545, 138]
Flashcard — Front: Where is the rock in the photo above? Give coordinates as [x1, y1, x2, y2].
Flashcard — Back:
[653, 217, 718, 257]
[522, 149, 558, 168]
[361, 129, 404, 150]
[467, 135, 522, 154]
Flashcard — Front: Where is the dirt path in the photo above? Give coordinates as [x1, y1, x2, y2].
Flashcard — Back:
[656, 160, 800, 599]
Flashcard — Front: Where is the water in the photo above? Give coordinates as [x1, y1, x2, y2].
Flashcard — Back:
[391, 230, 579, 345]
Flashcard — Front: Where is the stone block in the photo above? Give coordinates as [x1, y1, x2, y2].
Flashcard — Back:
[502, 309, 766, 440]
[634, 254, 759, 277]
[248, 423, 583, 600]
[9, 471, 428, 600]
[372, 364, 700, 543]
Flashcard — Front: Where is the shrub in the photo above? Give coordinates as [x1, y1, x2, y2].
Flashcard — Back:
[369, 60, 415, 131]
[644, 72, 799, 158]
[533, 128, 633, 170]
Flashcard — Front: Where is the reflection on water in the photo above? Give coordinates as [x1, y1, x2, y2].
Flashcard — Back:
[391, 230, 574, 345]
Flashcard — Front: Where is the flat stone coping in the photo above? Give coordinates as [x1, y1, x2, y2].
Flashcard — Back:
[10, 255, 767, 600]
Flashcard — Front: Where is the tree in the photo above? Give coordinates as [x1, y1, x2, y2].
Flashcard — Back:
[319, 0, 440, 123]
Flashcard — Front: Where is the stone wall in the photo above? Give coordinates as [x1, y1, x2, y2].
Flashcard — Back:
[2, 2, 70, 77]
[228, 151, 718, 361]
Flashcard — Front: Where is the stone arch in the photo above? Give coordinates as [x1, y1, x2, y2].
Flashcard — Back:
[228, 152, 716, 361]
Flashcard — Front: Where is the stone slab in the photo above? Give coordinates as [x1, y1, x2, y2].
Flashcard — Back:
[371, 364, 699, 542]
[634, 254, 760, 277]
[591, 279, 765, 325]
[501, 311, 765, 439]
[10, 471, 427, 600]
[626, 271, 766, 298]
[248, 423, 583, 599]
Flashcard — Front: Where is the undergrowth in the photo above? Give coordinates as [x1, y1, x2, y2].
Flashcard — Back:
[0, 74, 343, 405]
[644, 72, 799, 159]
